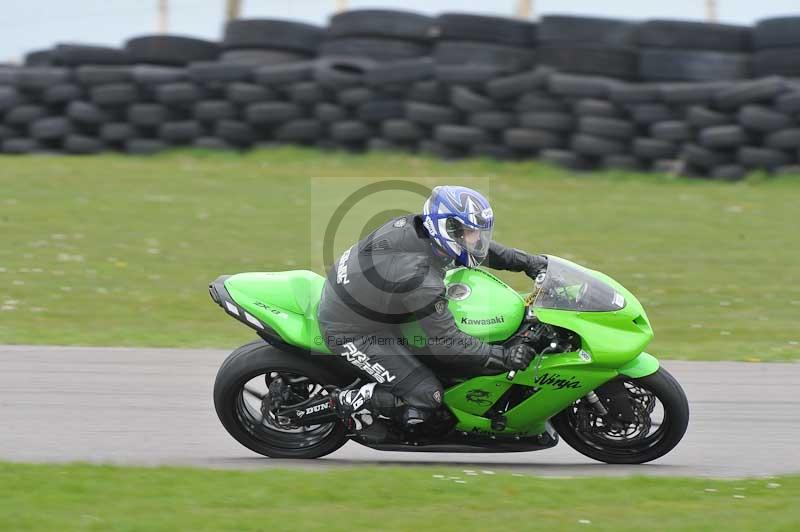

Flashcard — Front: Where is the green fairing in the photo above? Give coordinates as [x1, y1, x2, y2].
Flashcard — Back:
[223, 267, 525, 352]
[218, 255, 661, 437]
[618, 352, 660, 378]
[224, 271, 326, 352]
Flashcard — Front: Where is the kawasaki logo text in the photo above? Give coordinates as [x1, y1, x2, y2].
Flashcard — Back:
[461, 315, 505, 326]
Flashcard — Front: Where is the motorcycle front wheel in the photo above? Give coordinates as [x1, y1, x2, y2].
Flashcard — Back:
[551, 367, 689, 464]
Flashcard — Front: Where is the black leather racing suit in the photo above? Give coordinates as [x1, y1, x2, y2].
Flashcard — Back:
[316, 213, 547, 413]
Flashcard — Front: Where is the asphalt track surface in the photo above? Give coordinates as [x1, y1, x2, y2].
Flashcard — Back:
[1, 345, 798, 478]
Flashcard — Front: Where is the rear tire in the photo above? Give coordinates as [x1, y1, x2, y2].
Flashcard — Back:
[214, 340, 349, 459]
[552, 367, 689, 464]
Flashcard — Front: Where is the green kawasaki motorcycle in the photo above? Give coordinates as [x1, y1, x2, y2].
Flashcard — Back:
[209, 255, 689, 464]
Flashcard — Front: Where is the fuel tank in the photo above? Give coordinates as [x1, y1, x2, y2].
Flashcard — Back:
[401, 267, 525, 344]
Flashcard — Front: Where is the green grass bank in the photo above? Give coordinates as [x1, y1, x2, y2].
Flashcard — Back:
[0, 462, 796, 531]
[0, 148, 797, 361]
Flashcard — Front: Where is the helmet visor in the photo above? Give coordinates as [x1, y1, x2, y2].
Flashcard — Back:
[445, 217, 493, 265]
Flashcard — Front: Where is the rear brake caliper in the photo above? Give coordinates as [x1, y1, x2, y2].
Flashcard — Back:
[264, 377, 293, 426]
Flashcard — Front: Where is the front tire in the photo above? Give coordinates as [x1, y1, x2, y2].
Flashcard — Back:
[214, 339, 349, 459]
[551, 367, 689, 464]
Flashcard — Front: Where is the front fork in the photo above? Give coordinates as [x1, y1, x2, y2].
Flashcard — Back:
[580, 352, 660, 421]
[576, 380, 640, 431]
[584, 391, 608, 415]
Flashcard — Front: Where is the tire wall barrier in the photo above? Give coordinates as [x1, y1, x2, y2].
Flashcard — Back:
[2, 11, 800, 179]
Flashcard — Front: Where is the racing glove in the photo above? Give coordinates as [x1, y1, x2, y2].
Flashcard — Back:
[483, 343, 536, 372]
[524, 254, 548, 280]
[484, 242, 547, 280]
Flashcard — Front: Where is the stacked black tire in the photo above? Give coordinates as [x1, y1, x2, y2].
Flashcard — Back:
[539, 15, 638, 80]
[221, 19, 322, 65]
[515, 73, 800, 177]
[23, 44, 130, 68]
[322, 9, 433, 61]
[426, 13, 538, 159]
[433, 13, 537, 77]
[316, 10, 436, 151]
[752, 16, 800, 78]
[2, 10, 800, 180]
[637, 19, 752, 82]
[684, 77, 800, 178]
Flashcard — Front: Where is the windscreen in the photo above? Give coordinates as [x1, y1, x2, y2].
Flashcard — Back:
[532, 256, 625, 312]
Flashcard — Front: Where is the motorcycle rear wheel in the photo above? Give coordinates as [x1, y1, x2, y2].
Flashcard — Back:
[214, 340, 349, 459]
[551, 367, 689, 464]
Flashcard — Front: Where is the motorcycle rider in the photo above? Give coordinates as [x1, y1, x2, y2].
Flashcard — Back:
[317, 185, 547, 431]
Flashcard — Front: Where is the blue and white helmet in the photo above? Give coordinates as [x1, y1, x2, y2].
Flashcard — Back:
[422, 185, 494, 268]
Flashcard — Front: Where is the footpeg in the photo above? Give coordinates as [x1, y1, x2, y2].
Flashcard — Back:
[401, 406, 429, 428]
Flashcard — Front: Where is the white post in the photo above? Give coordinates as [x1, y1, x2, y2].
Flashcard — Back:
[225, 0, 242, 21]
[157, 0, 169, 33]
[706, 0, 718, 22]
[515, 0, 533, 19]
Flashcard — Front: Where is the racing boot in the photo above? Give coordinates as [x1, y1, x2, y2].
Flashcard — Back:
[331, 382, 377, 420]
[331, 383, 407, 438]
